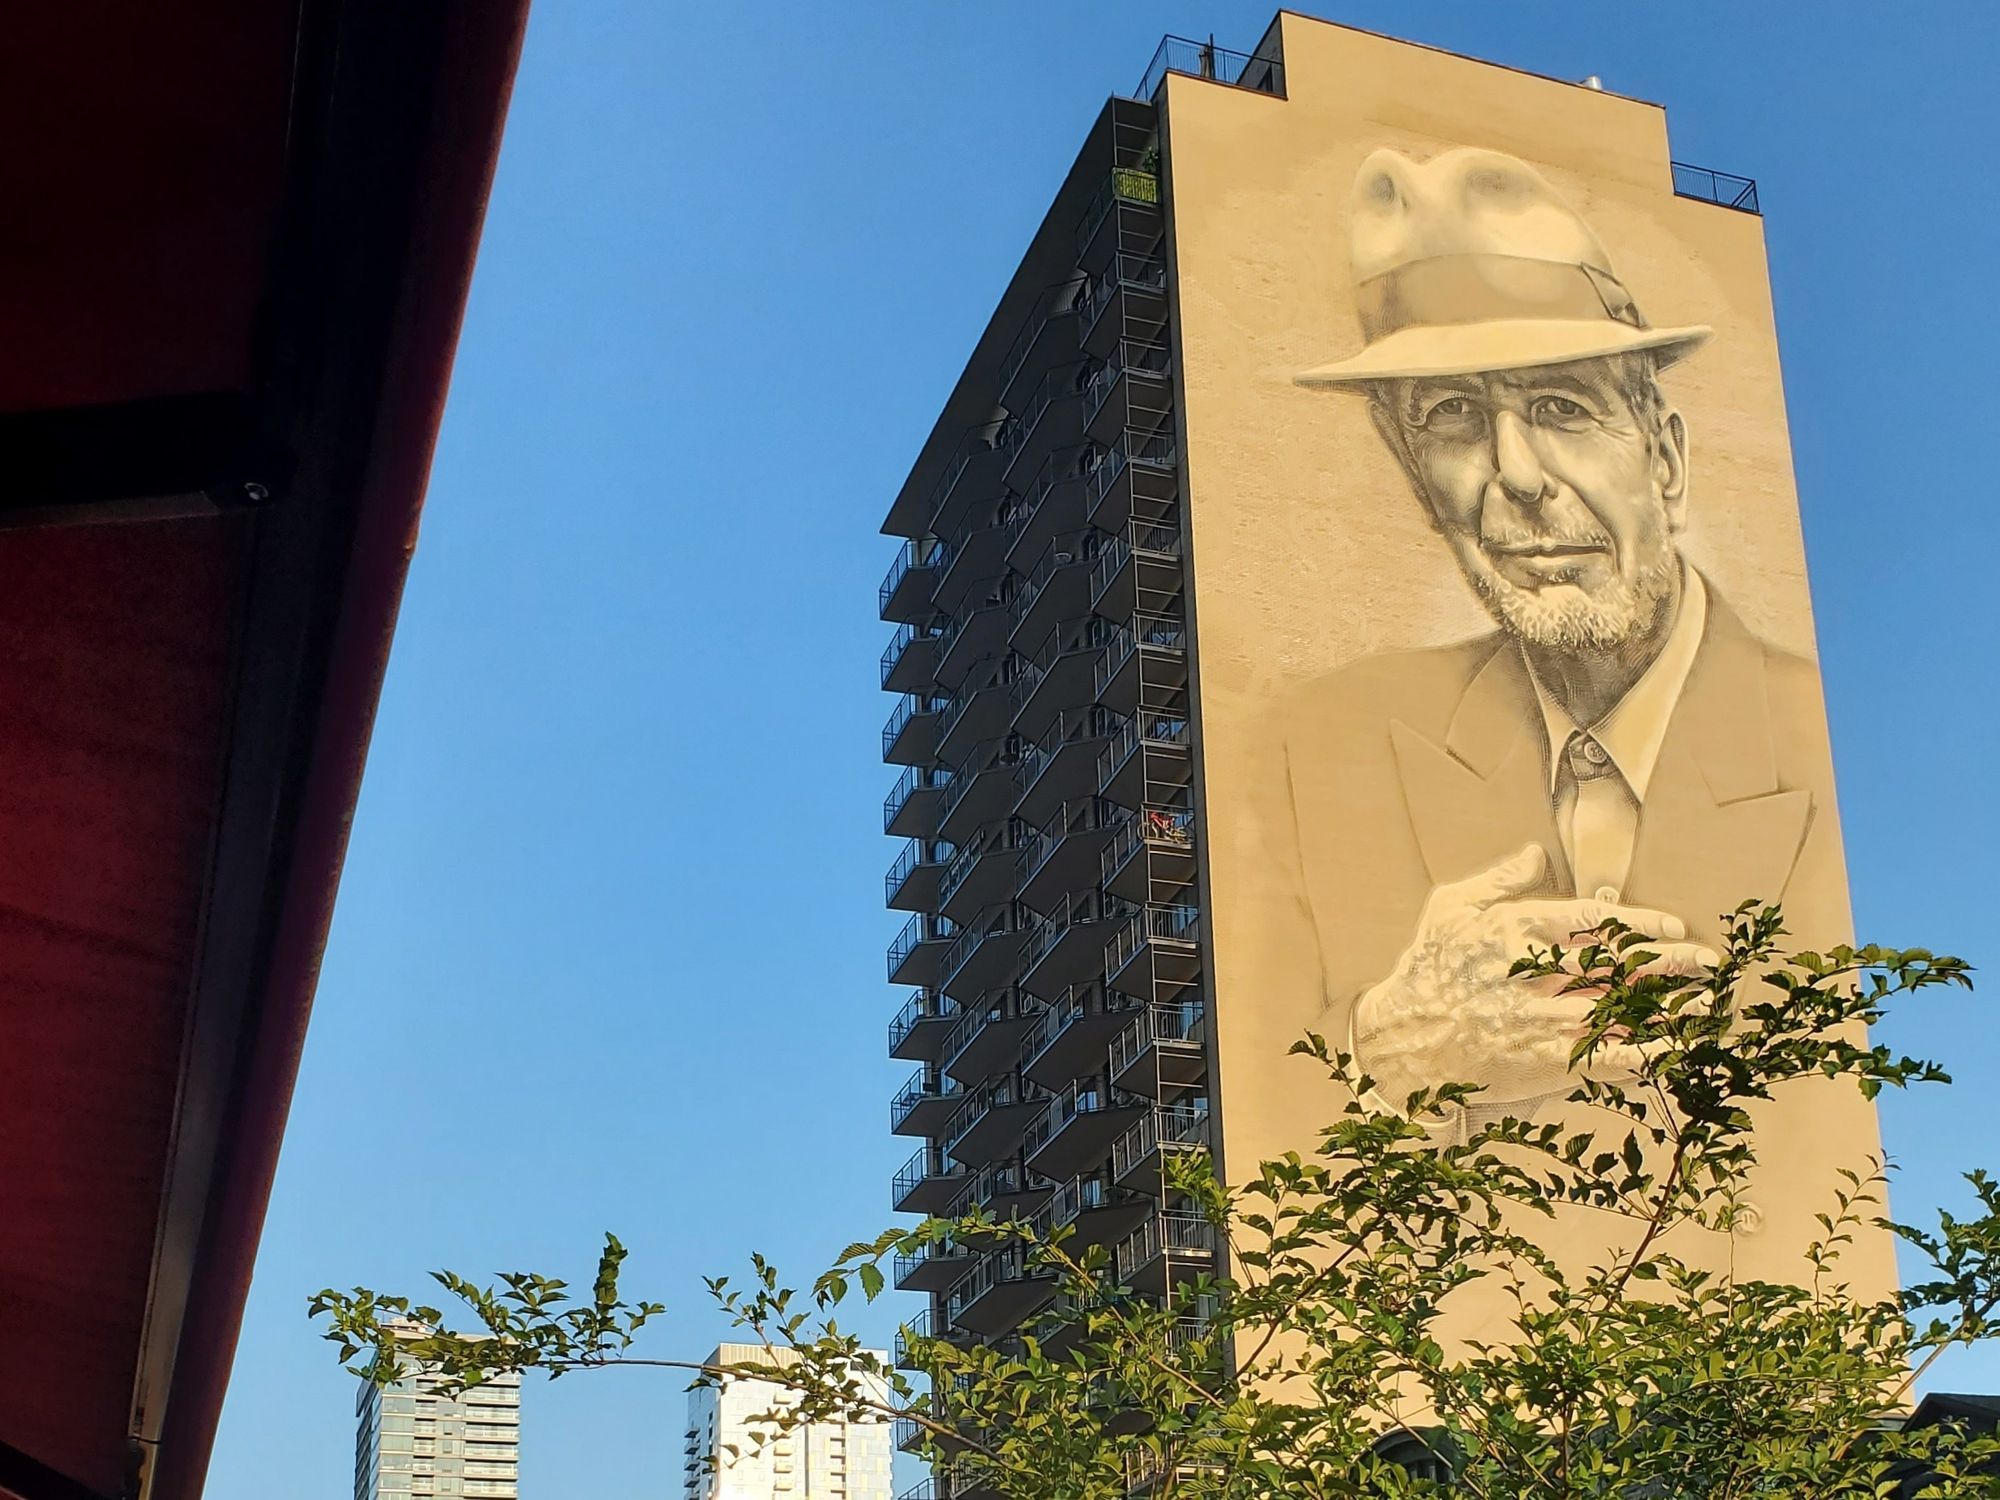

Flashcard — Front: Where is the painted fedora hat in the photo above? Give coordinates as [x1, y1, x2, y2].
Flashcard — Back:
[1297, 146, 1711, 386]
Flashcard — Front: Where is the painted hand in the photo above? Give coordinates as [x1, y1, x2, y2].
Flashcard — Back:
[1351, 842, 1712, 1115]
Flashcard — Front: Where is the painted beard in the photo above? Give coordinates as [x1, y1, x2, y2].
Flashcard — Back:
[1457, 502, 1679, 652]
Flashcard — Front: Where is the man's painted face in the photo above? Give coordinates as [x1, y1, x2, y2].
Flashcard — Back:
[1378, 358, 1687, 652]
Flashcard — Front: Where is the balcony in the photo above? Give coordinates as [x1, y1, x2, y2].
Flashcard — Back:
[1104, 902, 1202, 996]
[1094, 610, 1187, 712]
[1090, 519, 1182, 619]
[932, 508, 1014, 620]
[937, 655, 1023, 770]
[1017, 796, 1123, 914]
[891, 1066, 965, 1138]
[934, 595, 1015, 692]
[939, 817, 1029, 924]
[1113, 1210, 1218, 1294]
[1097, 709, 1192, 810]
[882, 618, 945, 694]
[945, 1247, 1057, 1338]
[1045, 1173, 1150, 1251]
[1100, 801, 1195, 905]
[927, 427, 1009, 540]
[889, 989, 958, 1063]
[1082, 340, 1171, 446]
[886, 838, 950, 913]
[1018, 887, 1134, 1001]
[939, 901, 1033, 1003]
[880, 536, 942, 624]
[1086, 429, 1178, 531]
[998, 361, 1086, 490]
[996, 275, 1083, 412]
[948, 1156, 1053, 1220]
[941, 986, 1040, 1085]
[894, 1307, 971, 1369]
[1110, 1100, 1210, 1188]
[1002, 447, 1092, 575]
[1076, 166, 1161, 265]
[1011, 614, 1118, 742]
[938, 736, 1026, 846]
[888, 910, 959, 988]
[885, 763, 953, 839]
[1109, 1001, 1207, 1098]
[1079, 251, 1169, 357]
[943, 1069, 1048, 1169]
[883, 691, 948, 767]
[1013, 704, 1122, 826]
[894, 1145, 971, 1215]
[1009, 528, 1104, 656]
[1024, 1076, 1144, 1181]
[893, 1236, 976, 1295]
[1022, 982, 1141, 1090]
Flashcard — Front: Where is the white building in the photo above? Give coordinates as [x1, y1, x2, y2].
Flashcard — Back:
[682, 1344, 893, 1500]
[353, 1349, 520, 1500]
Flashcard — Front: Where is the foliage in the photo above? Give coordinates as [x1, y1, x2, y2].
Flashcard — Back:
[309, 904, 2000, 1497]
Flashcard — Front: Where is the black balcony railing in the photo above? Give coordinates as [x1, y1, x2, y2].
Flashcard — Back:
[889, 910, 957, 974]
[1671, 161, 1760, 214]
[880, 536, 941, 615]
[883, 692, 948, 759]
[1077, 167, 1162, 259]
[884, 763, 953, 834]
[891, 1066, 963, 1132]
[1135, 35, 1287, 101]
[1078, 254, 1168, 342]
[888, 989, 955, 1054]
[894, 1145, 967, 1209]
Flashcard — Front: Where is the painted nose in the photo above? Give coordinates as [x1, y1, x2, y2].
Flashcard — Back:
[1491, 410, 1550, 506]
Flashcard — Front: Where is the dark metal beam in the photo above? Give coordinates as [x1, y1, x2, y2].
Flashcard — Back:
[0, 1440, 115, 1500]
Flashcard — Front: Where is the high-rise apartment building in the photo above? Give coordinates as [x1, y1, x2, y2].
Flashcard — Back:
[681, 1344, 894, 1500]
[879, 8, 1891, 1486]
[353, 1360, 520, 1500]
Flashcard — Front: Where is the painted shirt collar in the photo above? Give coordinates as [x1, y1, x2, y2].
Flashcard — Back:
[1528, 565, 1707, 800]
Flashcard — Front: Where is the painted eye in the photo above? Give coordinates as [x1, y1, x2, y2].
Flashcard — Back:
[1419, 396, 1476, 428]
[1533, 395, 1590, 424]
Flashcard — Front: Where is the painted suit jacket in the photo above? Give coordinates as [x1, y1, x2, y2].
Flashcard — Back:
[1223, 581, 1874, 1278]
[1264, 581, 1848, 1026]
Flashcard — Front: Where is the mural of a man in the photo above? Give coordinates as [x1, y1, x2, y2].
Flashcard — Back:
[1273, 147, 1845, 1137]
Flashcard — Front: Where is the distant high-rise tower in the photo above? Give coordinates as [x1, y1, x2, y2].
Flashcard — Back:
[682, 1344, 894, 1500]
[353, 1341, 520, 1500]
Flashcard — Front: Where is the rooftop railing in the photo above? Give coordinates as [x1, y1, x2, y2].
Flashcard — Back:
[1671, 161, 1760, 214]
[1136, 35, 1287, 101]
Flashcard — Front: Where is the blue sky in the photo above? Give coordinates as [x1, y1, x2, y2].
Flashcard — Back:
[206, 3, 2000, 1495]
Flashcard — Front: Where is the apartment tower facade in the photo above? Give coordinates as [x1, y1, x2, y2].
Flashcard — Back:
[353, 1368, 520, 1500]
[682, 1345, 894, 1500]
[878, 10, 1886, 1491]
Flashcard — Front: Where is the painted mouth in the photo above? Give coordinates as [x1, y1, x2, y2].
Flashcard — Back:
[1484, 539, 1607, 559]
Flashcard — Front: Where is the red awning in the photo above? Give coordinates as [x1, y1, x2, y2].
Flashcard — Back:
[0, 5, 529, 1498]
